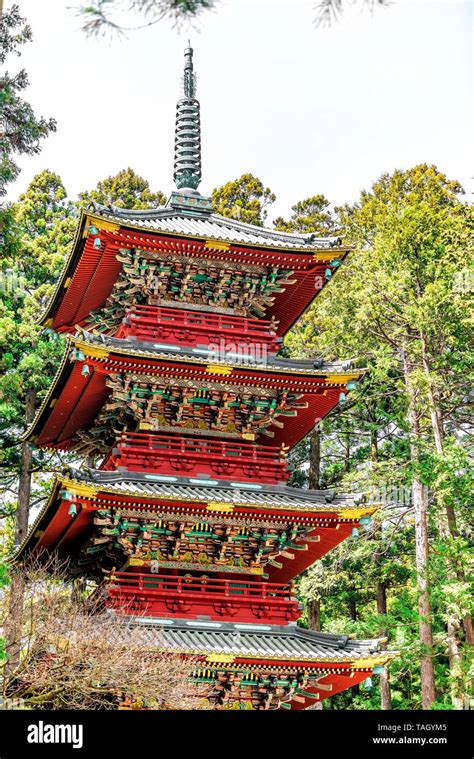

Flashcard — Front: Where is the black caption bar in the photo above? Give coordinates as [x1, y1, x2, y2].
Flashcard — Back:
[0, 709, 470, 757]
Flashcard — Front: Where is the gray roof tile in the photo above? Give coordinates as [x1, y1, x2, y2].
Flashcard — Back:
[88, 203, 342, 251]
[80, 329, 361, 376]
[118, 617, 393, 662]
[70, 468, 374, 511]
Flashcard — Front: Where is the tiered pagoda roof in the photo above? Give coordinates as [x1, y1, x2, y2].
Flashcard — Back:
[81, 199, 342, 250]
[25, 329, 364, 452]
[125, 618, 390, 663]
[40, 200, 349, 338]
[16, 467, 377, 580]
[113, 618, 396, 710]
[15, 44, 396, 709]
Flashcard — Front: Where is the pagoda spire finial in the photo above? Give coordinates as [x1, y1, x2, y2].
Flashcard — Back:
[173, 43, 202, 192]
[183, 41, 196, 98]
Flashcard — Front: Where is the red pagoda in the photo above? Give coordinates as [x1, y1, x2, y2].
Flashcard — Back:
[16, 46, 395, 710]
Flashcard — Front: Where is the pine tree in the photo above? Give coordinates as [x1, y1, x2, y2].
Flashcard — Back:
[0, 5, 56, 195]
[212, 173, 276, 226]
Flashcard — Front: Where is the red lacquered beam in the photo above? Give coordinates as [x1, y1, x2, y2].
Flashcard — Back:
[113, 432, 284, 460]
[116, 304, 281, 353]
[105, 572, 300, 623]
[109, 572, 293, 598]
[100, 432, 289, 484]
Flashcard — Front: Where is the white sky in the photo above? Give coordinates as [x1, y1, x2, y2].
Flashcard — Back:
[5, 0, 473, 220]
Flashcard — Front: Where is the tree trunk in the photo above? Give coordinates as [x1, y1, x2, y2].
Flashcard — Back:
[420, 335, 473, 647]
[308, 427, 321, 489]
[15, 389, 36, 546]
[376, 579, 387, 613]
[446, 617, 465, 709]
[420, 335, 472, 707]
[344, 434, 350, 473]
[412, 476, 436, 709]
[376, 581, 392, 710]
[348, 595, 358, 622]
[307, 598, 321, 632]
[371, 421, 392, 710]
[4, 388, 36, 676]
[370, 428, 378, 463]
[402, 351, 436, 709]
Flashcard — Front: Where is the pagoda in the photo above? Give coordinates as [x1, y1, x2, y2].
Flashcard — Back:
[16, 46, 395, 710]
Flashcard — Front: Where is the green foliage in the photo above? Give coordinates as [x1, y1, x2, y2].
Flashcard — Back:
[14, 170, 69, 237]
[78, 167, 166, 210]
[8, 170, 77, 290]
[0, 174, 68, 492]
[289, 164, 473, 709]
[274, 194, 337, 235]
[1, 160, 471, 710]
[0, 166, 168, 521]
[212, 173, 276, 226]
[0, 5, 56, 195]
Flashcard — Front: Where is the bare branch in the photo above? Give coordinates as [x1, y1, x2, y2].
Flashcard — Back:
[314, 0, 391, 28]
[1, 557, 197, 709]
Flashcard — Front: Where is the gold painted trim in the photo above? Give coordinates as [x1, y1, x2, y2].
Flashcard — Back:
[325, 374, 360, 384]
[313, 252, 341, 261]
[74, 340, 110, 360]
[351, 654, 398, 669]
[205, 654, 235, 664]
[22, 336, 75, 443]
[61, 481, 98, 498]
[13, 476, 101, 561]
[335, 506, 379, 520]
[23, 334, 113, 445]
[198, 663, 357, 675]
[206, 364, 233, 376]
[206, 503, 234, 513]
[84, 214, 120, 234]
[204, 239, 230, 251]
[128, 558, 145, 567]
[151, 644, 393, 664]
[107, 212, 352, 256]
